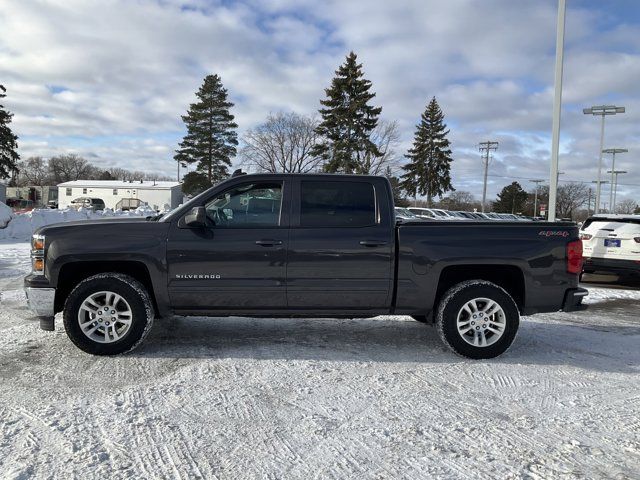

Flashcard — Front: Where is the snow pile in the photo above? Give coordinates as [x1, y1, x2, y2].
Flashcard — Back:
[0, 201, 12, 228]
[0, 205, 168, 241]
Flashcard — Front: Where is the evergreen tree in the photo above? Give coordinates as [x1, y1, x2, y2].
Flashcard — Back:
[400, 97, 454, 205]
[494, 182, 528, 214]
[0, 85, 20, 180]
[181, 171, 212, 196]
[175, 74, 238, 183]
[312, 52, 382, 173]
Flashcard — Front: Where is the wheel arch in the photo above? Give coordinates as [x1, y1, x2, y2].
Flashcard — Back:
[54, 261, 159, 316]
[436, 264, 525, 313]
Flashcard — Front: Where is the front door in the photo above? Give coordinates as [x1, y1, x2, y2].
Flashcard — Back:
[167, 180, 289, 311]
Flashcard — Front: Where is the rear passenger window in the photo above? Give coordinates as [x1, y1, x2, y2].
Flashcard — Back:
[301, 181, 376, 227]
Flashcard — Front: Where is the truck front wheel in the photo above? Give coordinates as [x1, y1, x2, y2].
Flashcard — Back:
[63, 273, 154, 355]
[436, 280, 519, 359]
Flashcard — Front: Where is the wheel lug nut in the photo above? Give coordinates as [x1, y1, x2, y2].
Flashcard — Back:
[483, 324, 487, 328]
[105, 321, 110, 326]
[98, 311, 102, 315]
[476, 326, 480, 330]
[111, 310, 115, 314]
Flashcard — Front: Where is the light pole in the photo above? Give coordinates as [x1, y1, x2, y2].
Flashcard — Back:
[530, 179, 544, 217]
[479, 141, 498, 213]
[548, 0, 566, 222]
[606, 170, 627, 213]
[602, 148, 628, 211]
[590, 180, 609, 213]
[583, 105, 625, 214]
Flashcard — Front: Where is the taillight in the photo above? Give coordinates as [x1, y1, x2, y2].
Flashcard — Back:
[580, 233, 593, 240]
[567, 240, 583, 274]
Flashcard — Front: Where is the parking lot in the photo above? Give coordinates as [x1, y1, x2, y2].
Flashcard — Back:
[1, 241, 639, 478]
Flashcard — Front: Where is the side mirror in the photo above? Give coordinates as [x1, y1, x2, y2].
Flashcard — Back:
[184, 206, 207, 227]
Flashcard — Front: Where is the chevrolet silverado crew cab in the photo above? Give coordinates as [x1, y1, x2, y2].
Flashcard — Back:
[24, 174, 588, 359]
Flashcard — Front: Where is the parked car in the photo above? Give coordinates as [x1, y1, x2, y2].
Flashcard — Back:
[70, 197, 106, 211]
[581, 214, 640, 277]
[47, 200, 58, 209]
[6, 198, 34, 213]
[394, 207, 420, 221]
[25, 174, 587, 359]
[407, 207, 437, 219]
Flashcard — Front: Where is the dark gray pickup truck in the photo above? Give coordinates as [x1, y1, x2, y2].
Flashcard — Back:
[24, 173, 587, 358]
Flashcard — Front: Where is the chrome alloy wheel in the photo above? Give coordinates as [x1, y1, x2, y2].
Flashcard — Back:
[77, 291, 133, 343]
[456, 297, 506, 347]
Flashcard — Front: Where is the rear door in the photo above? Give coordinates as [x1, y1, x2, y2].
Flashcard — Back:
[286, 178, 394, 310]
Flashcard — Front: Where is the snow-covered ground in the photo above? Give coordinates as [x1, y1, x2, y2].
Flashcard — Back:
[0, 241, 639, 479]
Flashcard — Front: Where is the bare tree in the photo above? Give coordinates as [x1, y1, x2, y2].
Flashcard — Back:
[556, 182, 590, 219]
[361, 120, 401, 175]
[437, 190, 480, 211]
[48, 154, 93, 183]
[241, 112, 323, 173]
[19, 156, 52, 186]
[616, 198, 638, 214]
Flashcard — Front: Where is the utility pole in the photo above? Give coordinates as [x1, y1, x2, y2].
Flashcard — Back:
[603, 148, 628, 211]
[607, 170, 627, 213]
[583, 105, 626, 214]
[530, 179, 544, 217]
[479, 141, 498, 213]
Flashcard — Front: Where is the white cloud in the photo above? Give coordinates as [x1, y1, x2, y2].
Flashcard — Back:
[0, 0, 638, 202]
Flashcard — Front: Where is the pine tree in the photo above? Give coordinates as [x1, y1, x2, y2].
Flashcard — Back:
[0, 85, 20, 180]
[175, 74, 238, 184]
[312, 52, 382, 173]
[494, 182, 528, 214]
[400, 97, 454, 205]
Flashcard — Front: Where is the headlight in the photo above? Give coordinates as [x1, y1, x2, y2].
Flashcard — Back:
[31, 234, 45, 275]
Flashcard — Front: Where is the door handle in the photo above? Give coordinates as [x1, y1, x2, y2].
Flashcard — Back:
[255, 239, 283, 247]
[359, 240, 388, 247]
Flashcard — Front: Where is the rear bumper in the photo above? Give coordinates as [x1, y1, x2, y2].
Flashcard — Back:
[562, 287, 589, 312]
[583, 257, 640, 276]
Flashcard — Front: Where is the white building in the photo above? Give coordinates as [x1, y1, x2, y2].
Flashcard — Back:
[57, 180, 182, 211]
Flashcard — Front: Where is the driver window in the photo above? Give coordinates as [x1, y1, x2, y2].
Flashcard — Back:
[205, 182, 283, 227]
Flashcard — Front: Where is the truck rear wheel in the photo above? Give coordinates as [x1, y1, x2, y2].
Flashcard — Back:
[63, 273, 154, 355]
[436, 280, 519, 359]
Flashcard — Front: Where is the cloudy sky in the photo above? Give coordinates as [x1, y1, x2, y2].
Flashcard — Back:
[1, 0, 639, 203]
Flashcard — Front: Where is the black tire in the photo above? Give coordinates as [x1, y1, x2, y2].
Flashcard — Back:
[63, 273, 154, 355]
[411, 315, 429, 323]
[436, 280, 519, 359]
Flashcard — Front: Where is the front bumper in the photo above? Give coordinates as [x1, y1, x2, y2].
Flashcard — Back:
[562, 287, 589, 312]
[25, 287, 56, 317]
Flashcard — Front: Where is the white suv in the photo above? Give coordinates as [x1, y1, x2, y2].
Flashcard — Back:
[581, 215, 640, 276]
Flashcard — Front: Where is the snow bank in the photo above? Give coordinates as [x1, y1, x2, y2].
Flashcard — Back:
[0, 205, 166, 241]
[0, 201, 12, 228]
